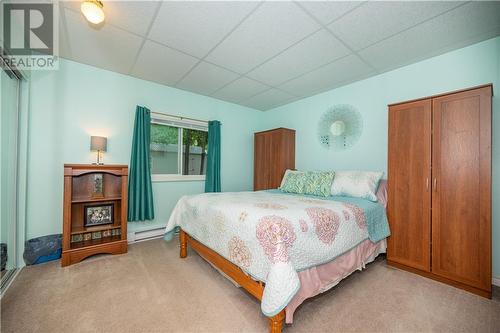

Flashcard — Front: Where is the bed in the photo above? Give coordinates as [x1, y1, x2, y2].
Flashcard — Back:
[165, 185, 390, 333]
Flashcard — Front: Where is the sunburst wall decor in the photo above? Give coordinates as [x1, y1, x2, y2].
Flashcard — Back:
[318, 104, 363, 151]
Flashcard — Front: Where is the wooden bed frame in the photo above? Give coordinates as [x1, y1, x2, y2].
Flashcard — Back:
[179, 229, 286, 333]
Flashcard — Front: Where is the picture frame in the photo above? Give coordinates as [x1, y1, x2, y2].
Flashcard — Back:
[91, 173, 104, 198]
[84, 203, 114, 227]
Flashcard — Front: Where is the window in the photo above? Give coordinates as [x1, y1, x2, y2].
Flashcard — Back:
[150, 113, 208, 181]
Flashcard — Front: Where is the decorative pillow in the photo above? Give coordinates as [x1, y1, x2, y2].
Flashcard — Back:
[280, 169, 300, 188]
[280, 170, 306, 194]
[303, 171, 335, 197]
[330, 171, 383, 202]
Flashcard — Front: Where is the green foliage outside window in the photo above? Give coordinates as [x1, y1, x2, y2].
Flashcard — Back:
[151, 123, 178, 144]
[150, 123, 208, 175]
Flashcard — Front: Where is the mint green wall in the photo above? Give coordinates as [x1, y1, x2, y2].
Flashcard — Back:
[26, 59, 261, 240]
[261, 37, 500, 278]
[26, 38, 499, 279]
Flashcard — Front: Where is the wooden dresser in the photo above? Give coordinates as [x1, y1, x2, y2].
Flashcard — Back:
[254, 128, 295, 191]
[387, 84, 492, 298]
[62, 164, 128, 266]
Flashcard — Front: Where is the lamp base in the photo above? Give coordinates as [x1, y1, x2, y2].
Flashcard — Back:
[93, 150, 104, 165]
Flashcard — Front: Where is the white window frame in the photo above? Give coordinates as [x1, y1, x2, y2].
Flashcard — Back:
[150, 113, 208, 182]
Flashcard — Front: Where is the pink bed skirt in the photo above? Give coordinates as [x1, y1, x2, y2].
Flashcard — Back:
[285, 238, 387, 324]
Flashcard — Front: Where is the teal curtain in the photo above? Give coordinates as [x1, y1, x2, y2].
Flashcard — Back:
[128, 106, 155, 221]
[205, 120, 221, 193]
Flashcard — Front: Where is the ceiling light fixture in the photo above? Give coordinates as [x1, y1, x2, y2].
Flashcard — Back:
[81, 0, 105, 25]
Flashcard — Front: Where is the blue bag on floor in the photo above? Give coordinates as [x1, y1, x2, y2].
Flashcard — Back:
[23, 234, 62, 265]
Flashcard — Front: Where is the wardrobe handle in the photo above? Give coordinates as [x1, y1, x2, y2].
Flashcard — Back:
[433, 178, 437, 191]
[426, 178, 429, 191]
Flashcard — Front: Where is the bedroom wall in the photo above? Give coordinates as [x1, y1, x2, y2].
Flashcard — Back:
[25, 58, 261, 241]
[260, 37, 500, 279]
[25, 38, 500, 279]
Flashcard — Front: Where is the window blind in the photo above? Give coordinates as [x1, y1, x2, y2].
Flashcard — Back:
[151, 113, 208, 131]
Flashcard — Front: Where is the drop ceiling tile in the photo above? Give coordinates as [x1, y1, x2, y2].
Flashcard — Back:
[206, 1, 320, 73]
[212, 77, 269, 103]
[359, 1, 500, 72]
[298, 1, 364, 25]
[63, 1, 159, 36]
[328, 1, 465, 51]
[240, 88, 297, 111]
[176, 61, 240, 96]
[148, 1, 259, 58]
[62, 8, 143, 75]
[131, 40, 198, 86]
[279, 55, 374, 97]
[247, 29, 351, 86]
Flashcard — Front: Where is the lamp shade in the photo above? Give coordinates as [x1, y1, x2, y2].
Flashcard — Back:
[90, 136, 107, 152]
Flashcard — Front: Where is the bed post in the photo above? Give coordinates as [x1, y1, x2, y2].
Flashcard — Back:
[179, 229, 187, 258]
[269, 310, 285, 333]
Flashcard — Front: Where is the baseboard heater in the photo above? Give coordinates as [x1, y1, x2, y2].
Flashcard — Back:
[127, 227, 165, 243]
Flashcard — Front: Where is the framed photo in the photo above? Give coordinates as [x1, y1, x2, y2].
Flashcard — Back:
[84, 203, 114, 227]
[92, 173, 104, 198]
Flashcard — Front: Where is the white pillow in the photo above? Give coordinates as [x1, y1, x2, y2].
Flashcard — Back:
[330, 171, 384, 202]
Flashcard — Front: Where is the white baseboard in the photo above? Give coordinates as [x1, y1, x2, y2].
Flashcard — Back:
[493, 277, 500, 287]
[127, 227, 165, 244]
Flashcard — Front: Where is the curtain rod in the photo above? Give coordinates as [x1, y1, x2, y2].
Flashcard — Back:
[150, 111, 221, 125]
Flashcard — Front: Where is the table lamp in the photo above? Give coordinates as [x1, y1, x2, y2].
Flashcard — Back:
[90, 136, 107, 165]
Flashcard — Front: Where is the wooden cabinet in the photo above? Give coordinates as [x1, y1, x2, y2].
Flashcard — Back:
[62, 164, 128, 267]
[387, 85, 492, 298]
[254, 128, 295, 191]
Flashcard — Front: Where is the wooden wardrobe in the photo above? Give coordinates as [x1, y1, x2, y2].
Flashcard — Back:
[387, 84, 492, 298]
[254, 128, 295, 191]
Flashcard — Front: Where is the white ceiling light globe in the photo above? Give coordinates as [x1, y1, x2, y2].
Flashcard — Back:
[330, 120, 346, 136]
[81, 0, 105, 25]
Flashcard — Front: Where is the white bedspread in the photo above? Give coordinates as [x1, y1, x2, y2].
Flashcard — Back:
[165, 190, 389, 317]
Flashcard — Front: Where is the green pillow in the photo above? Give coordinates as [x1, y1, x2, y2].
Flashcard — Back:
[303, 171, 335, 197]
[280, 171, 306, 194]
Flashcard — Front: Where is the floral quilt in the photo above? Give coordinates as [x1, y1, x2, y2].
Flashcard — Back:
[165, 190, 390, 317]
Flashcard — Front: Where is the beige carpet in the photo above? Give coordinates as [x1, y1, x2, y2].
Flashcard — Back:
[1, 238, 499, 333]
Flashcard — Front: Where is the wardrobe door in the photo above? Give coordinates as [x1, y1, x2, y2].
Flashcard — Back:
[269, 130, 282, 188]
[387, 99, 432, 271]
[269, 129, 295, 189]
[431, 87, 491, 291]
[281, 129, 296, 181]
[254, 132, 271, 191]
